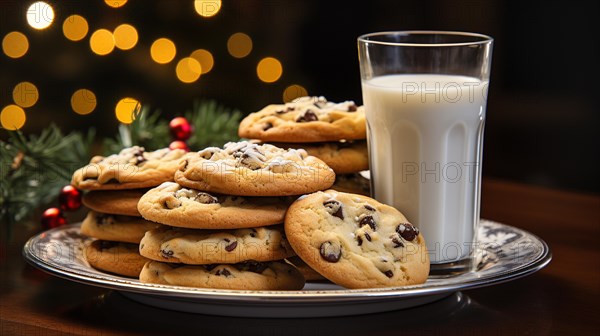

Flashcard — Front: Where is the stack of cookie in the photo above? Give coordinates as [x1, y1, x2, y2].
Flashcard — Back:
[71, 146, 187, 277]
[238, 96, 370, 196]
[136, 141, 336, 290]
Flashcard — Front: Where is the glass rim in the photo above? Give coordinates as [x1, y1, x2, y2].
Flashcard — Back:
[358, 30, 493, 47]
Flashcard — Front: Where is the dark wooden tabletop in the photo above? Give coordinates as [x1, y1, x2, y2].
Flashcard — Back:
[1, 178, 598, 335]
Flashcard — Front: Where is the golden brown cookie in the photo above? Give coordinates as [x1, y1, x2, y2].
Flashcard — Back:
[85, 240, 149, 277]
[71, 146, 187, 190]
[139, 225, 295, 265]
[270, 140, 368, 174]
[137, 182, 293, 229]
[284, 190, 429, 289]
[175, 141, 335, 196]
[80, 211, 161, 243]
[239, 96, 366, 142]
[140, 260, 305, 290]
[82, 189, 146, 216]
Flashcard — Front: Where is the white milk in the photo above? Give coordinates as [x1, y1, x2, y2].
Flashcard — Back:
[362, 74, 488, 263]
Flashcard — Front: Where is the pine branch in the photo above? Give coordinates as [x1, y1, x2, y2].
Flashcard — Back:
[186, 100, 242, 149]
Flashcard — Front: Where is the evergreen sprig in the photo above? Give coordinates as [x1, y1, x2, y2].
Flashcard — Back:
[0, 125, 94, 231]
[186, 100, 242, 149]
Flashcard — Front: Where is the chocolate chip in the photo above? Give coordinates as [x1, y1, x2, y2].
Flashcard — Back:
[392, 237, 404, 248]
[216, 268, 231, 277]
[132, 148, 146, 165]
[364, 204, 376, 211]
[364, 232, 372, 242]
[249, 228, 257, 238]
[204, 264, 218, 271]
[359, 215, 377, 231]
[239, 153, 263, 170]
[160, 249, 174, 258]
[396, 223, 418, 241]
[237, 261, 268, 274]
[347, 103, 358, 112]
[323, 200, 344, 220]
[356, 236, 363, 246]
[225, 241, 238, 252]
[263, 122, 273, 131]
[384, 270, 394, 278]
[296, 109, 318, 122]
[194, 192, 219, 204]
[320, 241, 341, 263]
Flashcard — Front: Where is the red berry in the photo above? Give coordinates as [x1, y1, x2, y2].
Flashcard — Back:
[58, 185, 82, 211]
[169, 140, 190, 152]
[41, 208, 67, 230]
[169, 117, 193, 141]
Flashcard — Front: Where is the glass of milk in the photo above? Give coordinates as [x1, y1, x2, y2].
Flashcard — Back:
[358, 31, 493, 276]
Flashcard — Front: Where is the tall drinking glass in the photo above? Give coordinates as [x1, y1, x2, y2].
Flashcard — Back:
[358, 31, 493, 275]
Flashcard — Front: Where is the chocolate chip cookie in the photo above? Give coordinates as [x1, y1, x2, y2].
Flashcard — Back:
[284, 190, 429, 288]
[72, 146, 187, 190]
[239, 96, 366, 142]
[137, 182, 293, 229]
[82, 189, 147, 216]
[85, 240, 149, 277]
[140, 260, 305, 290]
[175, 141, 335, 196]
[80, 211, 162, 244]
[139, 225, 295, 265]
[270, 140, 368, 174]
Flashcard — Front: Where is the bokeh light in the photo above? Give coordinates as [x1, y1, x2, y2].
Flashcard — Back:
[227, 33, 252, 58]
[175, 57, 202, 83]
[190, 49, 214, 74]
[113, 24, 138, 50]
[283, 84, 308, 102]
[63, 15, 89, 42]
[115, 97, 140, 124]
[71, 89, 97, 115]
[257, 57, 283, 83]
[12, 82, 39, 108]
[2, 32, 29, 58]
[105, 0, 128, 8]
[150, 38, 176, 64]
[0, 105, 26, 130]
[90, 29, 115, 56]
[194, 0, 222, 17]
[26, 2, 54, 30]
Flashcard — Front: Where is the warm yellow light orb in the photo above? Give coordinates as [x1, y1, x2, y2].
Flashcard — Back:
[190, 49, 214, 74]
[113, 24, 138, 50]
[2, 32, 29, 58]
[283, 85, 308, 103]
[227, 32, 252, 58]
[115, 97, 140, 124]
[194, 0, 221, 17]
[12, 82, 39, 108]
[176, 57, 202, 83]
[150, 38, 176, 64]
[71, 89, 97, 115]
[26, 2, 54, 30]
[90, 29, 115, 56]
[0, 105, 26, 130]
[104, 0, 128, 8]
[257, 57, 283, 83]
[63, 15, 89, 42]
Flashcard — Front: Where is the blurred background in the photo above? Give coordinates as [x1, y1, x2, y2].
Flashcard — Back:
[0, 0, 598, 193]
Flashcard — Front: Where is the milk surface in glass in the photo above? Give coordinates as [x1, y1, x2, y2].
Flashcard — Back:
[362, 74, 488, 263]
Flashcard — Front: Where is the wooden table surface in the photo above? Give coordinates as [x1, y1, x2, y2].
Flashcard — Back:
[1, 178, 598, 335]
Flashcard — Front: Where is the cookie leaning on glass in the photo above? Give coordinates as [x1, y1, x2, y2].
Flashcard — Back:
[285, 190, 429, 289]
